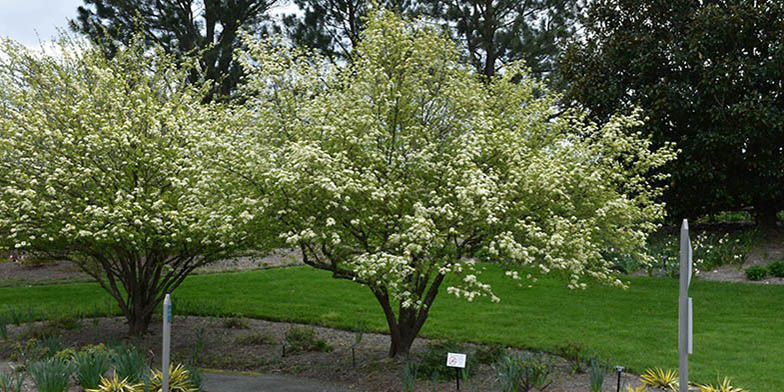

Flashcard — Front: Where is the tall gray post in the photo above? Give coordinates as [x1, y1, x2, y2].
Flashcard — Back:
[162, 294, 172, 392]
[679, 219, 693, 391]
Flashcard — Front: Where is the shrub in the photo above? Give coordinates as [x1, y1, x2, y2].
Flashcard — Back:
[44, 316, 81, 331]
[767, 261, 784, 278]
[222, 318, 250, 329]
[640, 368, 678, 391]
[554, 342, 587, 374]
[0, 314, 7, 340]
[284, 327, 332, 353]
[492, 352, 553, 392]
[28, 357, 75, 392]
[0, 370, 25, 392]
[474, 344, 506, 365]
[415, 341, 477, 381]
[74, 350, 113, 390]
[149, 364, 198, 392]
[111, 345, 148, 384]
[235, 331, 277, 346]
[745, 265, 768, 281]
[86, 374, 144, 392]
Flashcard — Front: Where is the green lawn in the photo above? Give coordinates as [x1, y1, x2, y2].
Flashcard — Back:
[1, 265, 781, 390]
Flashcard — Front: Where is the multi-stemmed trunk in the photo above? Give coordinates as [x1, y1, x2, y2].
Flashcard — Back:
[371, 274, 445, 358]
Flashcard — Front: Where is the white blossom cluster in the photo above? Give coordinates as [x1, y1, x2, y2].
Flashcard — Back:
[227, 9, 677, 313]
[0, 37, 257, 274]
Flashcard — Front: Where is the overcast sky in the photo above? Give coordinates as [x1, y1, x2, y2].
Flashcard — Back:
[0, 1, 297, 49]
[0, 0, 84, 47]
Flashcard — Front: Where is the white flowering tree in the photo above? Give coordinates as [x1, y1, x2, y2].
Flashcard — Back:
[233, 10, 677, 356]
[0, 37, 258, 335]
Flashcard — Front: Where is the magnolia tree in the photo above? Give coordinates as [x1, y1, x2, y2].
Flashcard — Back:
[230, 10, 677, 356]
[0, 37, 258, 335]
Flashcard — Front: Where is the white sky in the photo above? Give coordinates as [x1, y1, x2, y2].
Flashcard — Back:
[0, 1, 298, 49]
[0, 0, 84, 47]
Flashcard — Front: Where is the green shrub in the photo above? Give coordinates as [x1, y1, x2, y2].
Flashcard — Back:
[0, 369, 25, 392]
[492, 352, 553, 392]
[475, 344, 506, 365]
[0, 314, 7, 340]
[85, 373, 143, 392]
[284, 326, 332, 353]
[28, 357, 75, 392]
[745, 265, 768, 281]
[767, 261, 784, 278]
[149, 364, 198, 392]
[44, 316, 81, 331]
[415, 340, 477, 381]
[74, 350, 113, 390]
[235, 331, 277, 346]
[554, 342, 587, 374]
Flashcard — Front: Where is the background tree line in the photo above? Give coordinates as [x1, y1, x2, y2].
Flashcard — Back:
[72, 0, 782, 227]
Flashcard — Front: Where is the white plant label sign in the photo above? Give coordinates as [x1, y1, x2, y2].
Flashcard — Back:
[446, 353, 467, 368]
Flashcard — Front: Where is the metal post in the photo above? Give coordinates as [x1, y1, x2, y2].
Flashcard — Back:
[455, 368, 460, 391]
[615, 366, 624, 392]
[162, 294, 172, 392]
[679, 219, 692, 392]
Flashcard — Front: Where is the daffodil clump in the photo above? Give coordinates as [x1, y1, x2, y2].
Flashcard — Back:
[226, 8, 676, 356]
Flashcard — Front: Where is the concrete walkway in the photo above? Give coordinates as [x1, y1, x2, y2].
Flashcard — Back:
[202, 371, 353, 392]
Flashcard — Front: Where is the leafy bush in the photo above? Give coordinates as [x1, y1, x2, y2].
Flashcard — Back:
[745, 265, 768, 281]
[28, 357, 75, 392]
[492, 352, 553, 392]
[640, 368, 678, 391]
[235, 331, 277, 346]
[111, 345, 148, 384]
[767, 261, 784, 278]
[415, 341, 477, 381]
[149, 364, 198, 392]
[86, 374, 144, 392]
[0, 369, 25, 392]
[74, 350, 113, 390]
[44, 316, 81, 331]
[475, 344, 506, 365]
[284, 327, 332, 353]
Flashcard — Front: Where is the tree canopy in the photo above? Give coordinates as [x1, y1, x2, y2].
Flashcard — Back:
[71, 0, 277, 101]
[227, 9, 675, 356]
[0, 35, 258, 335]
[560, 0, 784, 227]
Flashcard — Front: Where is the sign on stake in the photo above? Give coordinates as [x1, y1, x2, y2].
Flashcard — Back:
[446, 352, 467, 390]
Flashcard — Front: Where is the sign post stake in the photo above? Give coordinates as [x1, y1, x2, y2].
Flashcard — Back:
[446, 352, 466, 391]
[679, 219, 693, 391]
[162, 294, 172, 392]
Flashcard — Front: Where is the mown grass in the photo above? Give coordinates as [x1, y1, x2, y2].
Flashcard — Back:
[0, 265, 781, 390]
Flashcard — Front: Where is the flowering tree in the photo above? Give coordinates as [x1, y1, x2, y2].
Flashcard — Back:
[0, 37, 257, 335]
[233, 10, 676, 356]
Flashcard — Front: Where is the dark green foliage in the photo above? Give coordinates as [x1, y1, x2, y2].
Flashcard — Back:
[44, 316, 80, 331]
[71, 0, 276, 101]
[183, 364, 202, 391]
[415, 341, 477, 381]
[767, 261, 784, 278]
[418, 0, 581, 80]
[560, 0, 784, 227]
[278, 0, 413, 62]
[74, 350, 113, 390]
[492, 352, 553, 392]
[474, 344, 506, 365]
[112, 344, 149, 384]
[745, 265, 768, 281]
[28, 358, 75, 392]
[284, 326, 332, 353]
[0, 314, 7, 340]
[222, 318, 250, 329]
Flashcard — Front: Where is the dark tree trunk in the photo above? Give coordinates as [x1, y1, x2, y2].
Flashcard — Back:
[754, 202, 781, 233]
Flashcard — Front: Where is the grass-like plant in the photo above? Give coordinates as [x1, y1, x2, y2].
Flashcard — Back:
[74, 350, 113, 390]
[402, 361, 417, 392]
[222, 318, 250, 329]
[111, 345, 148, 385]
[696, 377, 748, 392]
[588, 357, 607, 392]
[86, 373, 144, 392]
[624, 386, 650, 392]
[493, 352, 553, 392]
[745, 265, 768, 281]
[149, 364, 198, 392]
[27, 357, 75, 392]
[640, 368, 679, 391]
[0, 369, 25, 392]
[284, 326, 332, 353]
[0, 314, 7, 340]
[555, 342, 587, 374]
[235, 331, 277, 345]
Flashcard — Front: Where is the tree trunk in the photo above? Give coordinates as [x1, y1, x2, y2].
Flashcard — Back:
[754, 202, 781, 233]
